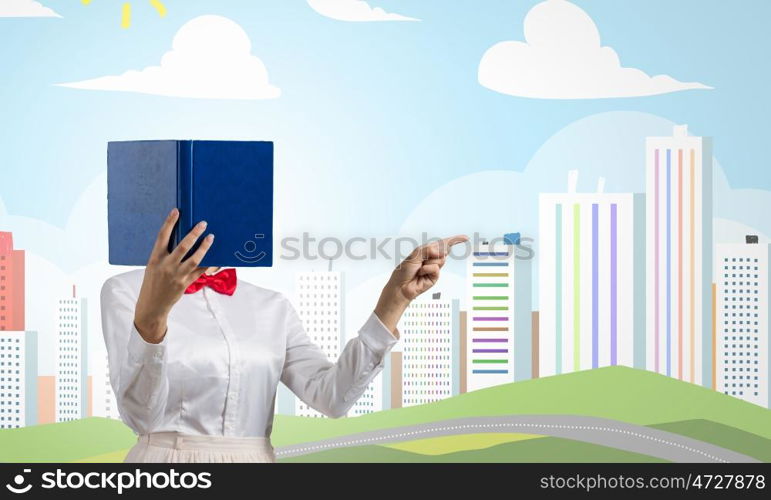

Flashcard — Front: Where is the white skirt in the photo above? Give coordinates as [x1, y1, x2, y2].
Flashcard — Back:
[124, 432, 277, 463]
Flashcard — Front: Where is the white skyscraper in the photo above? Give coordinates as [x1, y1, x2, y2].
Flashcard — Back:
[56, 286, 88, 422]
[646, 125, 713, 386]
[715, 236, 770, 408]
[0, 330, 37, 429]
[400, 294, 458, 407]
[294, 271, 343, 417]
[91, 353, 120, 420]
[539, 174, 645, 376]
[465, 236, 531, 392]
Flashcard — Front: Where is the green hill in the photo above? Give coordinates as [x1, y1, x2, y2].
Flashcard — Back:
[270, 366, 771, 446]
[650, 419, 771, 462]
[1, 367, 769, 462]
[278, 437, 667, 463]
[0, 417, 135, 462]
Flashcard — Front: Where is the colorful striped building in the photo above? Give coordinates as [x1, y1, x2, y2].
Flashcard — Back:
[465, 239, 531, 392]
[646, 125, 713, 386]
[539, 183, 645, 377]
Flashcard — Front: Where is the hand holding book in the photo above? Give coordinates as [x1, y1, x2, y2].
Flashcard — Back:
[133, 208, 215, 344]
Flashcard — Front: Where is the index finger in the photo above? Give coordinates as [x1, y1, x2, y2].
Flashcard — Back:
[150, 208, 179, 260]
[430, 234, 469, 257]
[441, 234, 469, 249]
[407, 234, 470, 262]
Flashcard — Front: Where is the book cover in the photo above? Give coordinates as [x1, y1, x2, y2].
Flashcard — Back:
[107, 140, 273, 267]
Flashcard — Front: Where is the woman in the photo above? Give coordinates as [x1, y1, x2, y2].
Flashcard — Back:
[101, 208, 467, 463]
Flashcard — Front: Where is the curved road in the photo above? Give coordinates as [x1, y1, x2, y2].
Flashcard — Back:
[274, 415, 760, 463]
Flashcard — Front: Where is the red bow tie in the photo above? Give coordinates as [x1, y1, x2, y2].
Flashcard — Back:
[184, 268, 237, 296]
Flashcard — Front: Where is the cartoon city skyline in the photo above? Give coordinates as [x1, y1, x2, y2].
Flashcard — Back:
[1, 0, 770, 462]
[2, 124, 769, 464]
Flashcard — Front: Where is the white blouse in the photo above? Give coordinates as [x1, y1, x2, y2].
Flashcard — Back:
[100, 269, 399, 438]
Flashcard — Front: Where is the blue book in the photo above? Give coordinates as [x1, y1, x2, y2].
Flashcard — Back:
[107, 140, 273, 267]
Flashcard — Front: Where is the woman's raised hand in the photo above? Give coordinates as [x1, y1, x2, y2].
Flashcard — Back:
[133, 208, 215, 343]
[374, 235, 469, 335]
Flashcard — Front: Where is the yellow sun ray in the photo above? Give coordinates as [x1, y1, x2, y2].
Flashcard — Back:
[150, 0, 167, 18]
[81, 0, 168, 29]
[121, 3, 131, 29]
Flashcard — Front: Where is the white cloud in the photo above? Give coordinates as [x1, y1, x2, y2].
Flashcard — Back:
[0, 0, 60, 18]
[308, 0, 419, 22]
[56, 15, 281, 100]
[478, 0, 711, 99]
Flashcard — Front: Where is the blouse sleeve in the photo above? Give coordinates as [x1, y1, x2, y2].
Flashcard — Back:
[100, 276, 170, 435]
[279, 298, 399, 418]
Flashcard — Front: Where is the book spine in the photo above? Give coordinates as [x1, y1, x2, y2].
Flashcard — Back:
[176, 140, 195, 247]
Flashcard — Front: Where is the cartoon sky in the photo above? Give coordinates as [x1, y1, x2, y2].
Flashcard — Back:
[1, 0, 771, 373]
